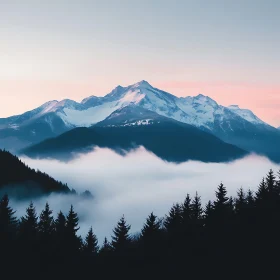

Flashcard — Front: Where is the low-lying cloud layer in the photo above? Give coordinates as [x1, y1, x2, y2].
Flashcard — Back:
[14, 147, 280, 243]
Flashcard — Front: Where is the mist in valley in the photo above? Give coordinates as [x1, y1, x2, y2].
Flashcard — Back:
[13, 147, 280, 243]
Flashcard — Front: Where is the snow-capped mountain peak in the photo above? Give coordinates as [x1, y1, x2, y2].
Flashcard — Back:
[1, 80, 270, 133]
[131, 80, 152, 88]
[34, 80, 269, 130]
[228, 104, 240, 109]
[192, 93, 219, 107]
[227, 104, 265, 125]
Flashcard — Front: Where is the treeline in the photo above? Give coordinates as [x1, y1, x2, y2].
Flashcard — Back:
[0, 149, 70, 197]
[1, 169, 280, 277]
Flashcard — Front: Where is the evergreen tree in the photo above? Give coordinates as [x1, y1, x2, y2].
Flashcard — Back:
[266, 169, 276, 193]
[214, 183, 229, 210]
[111, 216, 131, 253]
[38, 202, 54, 236]
[99, 237, 112, 256]
[255, 178, 268, 203]
[0, 194, 18, 234]
[65, 205, 81, 254]
[19, 202, 38, 238]
[204, 200, 213, 221]
[0, 194, 18, 257]
[54, 211, 67, 257]
[246, 189, 255, 206]
[18, 202, 38, 255]
[38, 203, 55, 256]
[182, 194, 192, 223]
[83, 227, 99, 256]
[164, 203, 183, 257]
[235, 188, 246, 214]
[55, 211, 66, 234]
[141, 212, 161, 238]
[164, 203, 182, 233]
[191, 192, 203, 221]
[140, 212, 162, 255]
[66, 205, 80, 235]
[181, 195, 192, 247]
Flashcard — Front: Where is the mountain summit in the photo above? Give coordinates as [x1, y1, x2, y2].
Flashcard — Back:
[1, 80, 280, 162]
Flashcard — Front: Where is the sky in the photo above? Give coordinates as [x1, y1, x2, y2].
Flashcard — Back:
[0, 0, 280, 126]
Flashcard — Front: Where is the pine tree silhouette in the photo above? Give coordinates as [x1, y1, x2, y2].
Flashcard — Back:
[18, 202, 38, 259]
[83, 227, 99, 256]
[0, 194, 18, 234]
[266, 169, 276, 193]
[235, 188, 246, 214]
[55, 211, 66, 234]
[204, 200, 213, 221]
[246, 189, 255, 206]
[255, 178, 268, 203]
[214, 183, 229, 209]
[141, 212, 161, 238]
[111, 216, 131, 254]
[65, 205, 82, 255]
[19, 202, 38, 238]
[182, 194, 192, 222]
[140, 212, 163, 256]
[38, 202, 55, 257]
[0, 194, 18, 259]
[54, 211, 67, 257]
[66, 205, 80, 234]
[191, 192, 203, 221]
[99, 237, 112, 256]
[164, 203, 182, 233]
[164, 203, 183, 258]
[38, 202, 54, 236]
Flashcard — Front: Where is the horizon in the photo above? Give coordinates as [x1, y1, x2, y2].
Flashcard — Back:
[1, 0, 280, 126]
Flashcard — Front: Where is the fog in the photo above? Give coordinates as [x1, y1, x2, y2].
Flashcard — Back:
[14, 147, 280, 243]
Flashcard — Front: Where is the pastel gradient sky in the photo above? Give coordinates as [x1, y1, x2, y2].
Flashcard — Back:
[1, 0, 280, 126]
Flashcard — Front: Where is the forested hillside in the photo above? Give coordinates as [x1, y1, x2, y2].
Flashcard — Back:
[0, 149, 70, 198]
[1, 169, 280, 277]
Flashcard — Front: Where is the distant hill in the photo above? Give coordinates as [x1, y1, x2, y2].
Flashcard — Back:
[0, 149, 71, 199]
[21, 106, 247, 163]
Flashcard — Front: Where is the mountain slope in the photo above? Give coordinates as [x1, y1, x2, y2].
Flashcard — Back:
[1, 80, 279, 161]
[0, 149, 71, 199]
[21, 106, 247, 163]
[0, 100, 75, 151]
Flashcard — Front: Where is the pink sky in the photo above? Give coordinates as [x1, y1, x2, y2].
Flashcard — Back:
[1, 79, 279, 127]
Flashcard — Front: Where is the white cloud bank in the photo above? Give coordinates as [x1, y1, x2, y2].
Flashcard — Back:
[13, 147, 280, 243]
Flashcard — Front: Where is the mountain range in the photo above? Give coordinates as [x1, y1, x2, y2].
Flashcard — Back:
[1, 80, 280, 162]
[22, 105, 247, 163]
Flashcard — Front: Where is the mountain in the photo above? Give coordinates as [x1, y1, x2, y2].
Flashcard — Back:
[0, 149, 71, 199]
[1, 80, 280, 161]
[21, 106, 247, 163]
[0, 101, 73, 151]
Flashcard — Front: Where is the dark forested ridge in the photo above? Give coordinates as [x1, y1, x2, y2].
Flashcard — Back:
[0, 149, 70, 198]
[1, 169, 280, 277]
[21, 120, 247, 163]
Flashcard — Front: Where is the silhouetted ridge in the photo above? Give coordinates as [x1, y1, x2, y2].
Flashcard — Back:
[0, 149, 70, 198]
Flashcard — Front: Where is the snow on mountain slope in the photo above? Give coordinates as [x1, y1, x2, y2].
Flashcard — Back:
[227, 105, 266, 125]
[0, 80, 271, 133]
[57, 87, 147, 126]
[57, 101, 120, 127]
